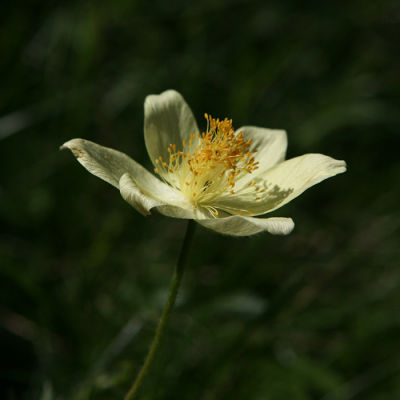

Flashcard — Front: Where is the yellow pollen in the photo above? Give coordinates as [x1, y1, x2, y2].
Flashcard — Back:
[153, 114, 260, 211]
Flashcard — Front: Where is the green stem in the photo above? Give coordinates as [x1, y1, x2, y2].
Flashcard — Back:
[124, 220, 196, 400]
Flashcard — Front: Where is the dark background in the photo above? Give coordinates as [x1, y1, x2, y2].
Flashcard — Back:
[1, 1, 399, 399]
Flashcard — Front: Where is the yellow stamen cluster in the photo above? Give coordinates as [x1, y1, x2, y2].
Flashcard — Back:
[154, 114, 260, 210]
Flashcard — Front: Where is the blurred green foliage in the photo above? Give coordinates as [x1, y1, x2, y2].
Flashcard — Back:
[1, 0, 399, 399]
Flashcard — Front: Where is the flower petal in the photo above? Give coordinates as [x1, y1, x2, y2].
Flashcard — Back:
[240, 125, 287, 171]
[156, 205, 203, 219]
[120, 172, 199, 218]
[119, 173, 214, 219]
[144, 90, 199, 166]
[197, 216, 294, 236]
[61, 138, 147, 188]
[215, 154, 346, 216]
[61, 138, 190, 208]
[119, 173, 164, 216]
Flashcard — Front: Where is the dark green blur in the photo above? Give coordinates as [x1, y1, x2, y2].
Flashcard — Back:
[1, 1, 399, 399]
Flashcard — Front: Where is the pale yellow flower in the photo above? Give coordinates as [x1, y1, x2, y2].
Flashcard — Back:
[61, 90, 346, 236]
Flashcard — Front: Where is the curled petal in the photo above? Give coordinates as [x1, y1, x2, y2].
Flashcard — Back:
[197, 216, 294, 236]
[120, 173, 195, 218]
[119, 173, 164, 216]
[120, 173, 211, 219]
[144, 90, 199, 167]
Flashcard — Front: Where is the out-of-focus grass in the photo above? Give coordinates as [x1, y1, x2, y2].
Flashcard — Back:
[1, 1, 399, 399]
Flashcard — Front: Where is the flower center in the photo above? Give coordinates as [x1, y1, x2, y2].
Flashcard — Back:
[154, 114, 259, 211]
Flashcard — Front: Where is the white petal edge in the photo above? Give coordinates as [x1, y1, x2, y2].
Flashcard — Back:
[61, 138, 190, 210]
[144, 89, 199, 167]
[235, 126, 287, 189]
[214, 153, 346, 216]
[197, 216, 294, 236]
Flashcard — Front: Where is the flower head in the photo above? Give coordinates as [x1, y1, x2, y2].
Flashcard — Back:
[61, 90, 346, 236]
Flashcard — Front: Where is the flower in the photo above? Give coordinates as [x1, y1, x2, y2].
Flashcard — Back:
[61, 90, 346, 236]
